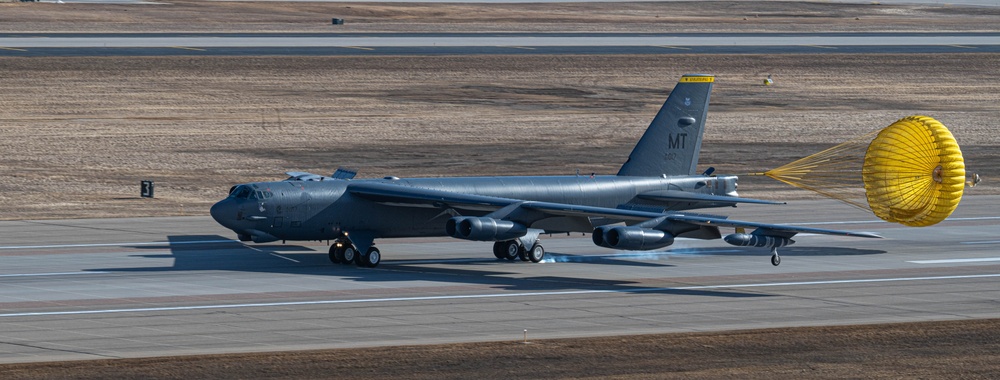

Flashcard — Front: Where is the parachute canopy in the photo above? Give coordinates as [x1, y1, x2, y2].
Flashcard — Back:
[760, 116, 969, 227]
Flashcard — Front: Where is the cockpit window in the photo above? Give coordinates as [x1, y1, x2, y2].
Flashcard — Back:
[228, 185, 274, 200]
[230, 185, 253, 199]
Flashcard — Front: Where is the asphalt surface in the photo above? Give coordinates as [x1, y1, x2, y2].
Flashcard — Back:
[1, 195, 998, 363]
[1, 33, 998, 56]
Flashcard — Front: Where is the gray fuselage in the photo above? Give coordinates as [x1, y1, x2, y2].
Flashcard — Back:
[210, 174, 740, 242]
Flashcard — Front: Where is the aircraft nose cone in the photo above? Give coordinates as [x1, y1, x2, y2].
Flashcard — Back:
[210, 199, 236, 229]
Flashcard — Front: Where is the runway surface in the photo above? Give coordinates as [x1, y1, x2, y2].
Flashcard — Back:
[2, 32, 998, 56]
[1, 195, 998, 363]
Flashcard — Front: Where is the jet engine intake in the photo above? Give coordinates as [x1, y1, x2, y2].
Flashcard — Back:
[598, 226, 675, 250]
[723, 233, 794, 249]
[446, 217, 527, 241]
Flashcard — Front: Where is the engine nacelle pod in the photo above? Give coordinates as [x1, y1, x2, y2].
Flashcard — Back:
[592, 226, 613, 248]
[603, 226, 675, 251]
[723, 233, 794, 249]
[446, 216, 527, 241]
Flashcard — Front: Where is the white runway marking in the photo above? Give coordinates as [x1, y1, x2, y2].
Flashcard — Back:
[0, 271, 109, 278]
[238, 244, 301, 263]
[0, 240, 240, 250]
[268, 252, 300, 262]
[908, 257, 1000, 264]
[961, 240, 1000, 245]
[4, 273, 999, 318]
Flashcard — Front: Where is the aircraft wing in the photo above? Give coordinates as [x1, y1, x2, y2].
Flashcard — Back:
[348, 181, 880, 239]
[664, 214, 882, 239]
[523, 202, 880, 239]
[349, 181, 682, 224]
[347, 181, 518, 212]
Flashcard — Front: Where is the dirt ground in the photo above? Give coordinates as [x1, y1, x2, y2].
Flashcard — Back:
[0, 53, 997, 220]
[4, 318, 1000, 379]
[1, 1, 999, 377]
[0, 1, 997, 219]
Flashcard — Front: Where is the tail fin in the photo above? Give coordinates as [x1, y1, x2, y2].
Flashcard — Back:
[617, 74, 714, 177]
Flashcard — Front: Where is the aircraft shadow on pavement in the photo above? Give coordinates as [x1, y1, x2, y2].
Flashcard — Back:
[82, 235, 771, 298]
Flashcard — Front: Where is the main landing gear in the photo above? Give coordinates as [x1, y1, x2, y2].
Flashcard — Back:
[329, 239, 381, 268]
[492, 240, 545, 263]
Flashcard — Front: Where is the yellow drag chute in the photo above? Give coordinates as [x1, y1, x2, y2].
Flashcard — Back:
[862, 116, 964, 226]
[759, 115, 972, 227]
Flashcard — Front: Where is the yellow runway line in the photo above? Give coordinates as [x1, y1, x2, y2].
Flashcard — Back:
[340, 46, 374, 51]
[0, 47, 27, 52]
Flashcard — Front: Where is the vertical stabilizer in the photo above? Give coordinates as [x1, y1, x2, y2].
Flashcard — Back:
[617, 74, 714, 177]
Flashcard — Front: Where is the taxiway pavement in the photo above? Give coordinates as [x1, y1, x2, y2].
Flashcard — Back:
[1, 32, 998, 56]
[0, 196, 997, 363]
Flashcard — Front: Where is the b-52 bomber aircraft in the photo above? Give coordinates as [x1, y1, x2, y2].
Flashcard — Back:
[211, 74, 881, 268]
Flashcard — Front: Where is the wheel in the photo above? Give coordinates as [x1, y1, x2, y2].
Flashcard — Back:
[518, 248, 530, 262]
[328, 245, 342, 264]
[334, 245, 346, 263]
[502, 240, 521, 261]
[492, 242, 505, 259]
[356, 247, 381, 268]
[341, 246, 358, 265]
[771, 253, 781, 266]
[527, 244, 545, 263]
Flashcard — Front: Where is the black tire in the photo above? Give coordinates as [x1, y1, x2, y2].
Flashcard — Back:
[492, 242, 505, 259]
[528, 244, 545, 263]
[771, 253, 781, 266]
[518, 248, 529, 261]
[328, 245, 342, 264]
[359, 247, 381, 268]
[341, 246, 357, 265]
[502, 240, 521, 261]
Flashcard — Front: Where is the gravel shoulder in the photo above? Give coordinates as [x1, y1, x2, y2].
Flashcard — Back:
[5, 319, 1000, 379]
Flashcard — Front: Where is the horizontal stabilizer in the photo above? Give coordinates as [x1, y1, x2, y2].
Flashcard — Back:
[637, 190, 785, 206]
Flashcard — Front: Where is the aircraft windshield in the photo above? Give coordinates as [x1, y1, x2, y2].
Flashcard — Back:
[229, 185, 253, 199]
[228, 185, 274, 200]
